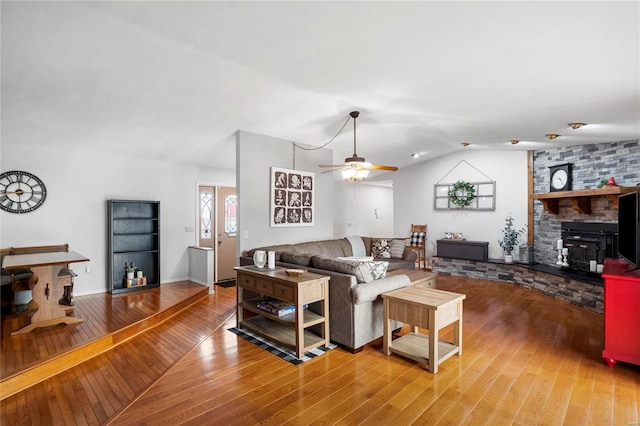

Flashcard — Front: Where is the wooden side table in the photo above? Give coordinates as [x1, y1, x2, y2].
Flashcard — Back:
[382, 286, 465, 373]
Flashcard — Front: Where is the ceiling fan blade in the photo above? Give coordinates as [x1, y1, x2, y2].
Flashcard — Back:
[321, 166, 349, 174]
[319, 164, 348, 168]
[368, 164, 399, 171]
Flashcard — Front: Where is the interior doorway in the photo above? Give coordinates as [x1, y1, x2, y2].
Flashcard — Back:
[198, 185, 237, 284]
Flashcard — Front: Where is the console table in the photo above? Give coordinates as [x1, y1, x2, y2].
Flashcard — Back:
[2, 251, 89, 335]
[235, 266, 330, 359]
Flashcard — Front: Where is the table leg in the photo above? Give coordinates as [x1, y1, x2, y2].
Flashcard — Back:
[12, 265, 83, 335]
[383, 298, 391, 355]
[236, 285, 244, 327]
[428, 308, 438, 373]
[454, 301, 463, 356]
[295, 299, 304, 359]
[322, 282, 330, 348]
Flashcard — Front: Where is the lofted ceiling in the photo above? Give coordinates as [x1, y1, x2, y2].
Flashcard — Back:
[2, 1, 639, 176]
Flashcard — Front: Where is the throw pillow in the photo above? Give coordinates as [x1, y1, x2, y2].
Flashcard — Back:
[371, 238, 392, 259]
[409, 232, 426, 247]
[366, 261, 389, 280]
[389, 239, 406, 259]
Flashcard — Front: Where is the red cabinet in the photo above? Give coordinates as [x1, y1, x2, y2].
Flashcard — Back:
[601, 257, 640, 367]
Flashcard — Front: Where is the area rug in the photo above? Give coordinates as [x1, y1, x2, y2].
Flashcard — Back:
[228, 327, 336, 365]
[216, 280, 236, 288]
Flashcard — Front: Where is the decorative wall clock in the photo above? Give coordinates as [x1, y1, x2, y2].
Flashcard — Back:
[0, 170, 47, 213]
[549, 163, 572, 192]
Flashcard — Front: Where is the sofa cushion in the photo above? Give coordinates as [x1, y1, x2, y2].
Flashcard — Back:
[280, 252, 313, 267]
[389, 239, 407, 259]
[371, 238, 392, 259]
[291, 239, 353, 258]
[246, 245, 295, 261]
[311, 256, 374, 283]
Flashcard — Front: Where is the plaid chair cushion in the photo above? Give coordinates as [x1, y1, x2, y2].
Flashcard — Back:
[409, 231, 426, 247]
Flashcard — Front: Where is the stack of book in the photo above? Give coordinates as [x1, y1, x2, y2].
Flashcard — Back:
[256, 298, 305, 316]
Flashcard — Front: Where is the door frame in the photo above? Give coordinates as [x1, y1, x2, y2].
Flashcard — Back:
[194, 181, 237, 283]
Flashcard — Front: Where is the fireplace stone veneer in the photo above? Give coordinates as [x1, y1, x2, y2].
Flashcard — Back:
[432, 257, 603, 313]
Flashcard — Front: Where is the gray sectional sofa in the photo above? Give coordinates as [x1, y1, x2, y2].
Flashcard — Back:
[239, 236, 417, 352]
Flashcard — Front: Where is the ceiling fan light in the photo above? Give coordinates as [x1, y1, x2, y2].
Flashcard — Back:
[569, 122, 586, 129]
[342, 168, 369, 182]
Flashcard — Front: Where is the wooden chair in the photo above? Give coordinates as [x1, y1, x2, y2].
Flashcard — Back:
[406, 224, 427, 271]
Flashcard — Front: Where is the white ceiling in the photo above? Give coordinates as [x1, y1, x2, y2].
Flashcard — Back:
[2, 1, 639, 175]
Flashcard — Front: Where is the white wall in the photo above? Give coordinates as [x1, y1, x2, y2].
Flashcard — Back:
[393, 150, 528, 260]
[0, 143, 235, 295]
[236, 130, 334, 254]
[332, 181, 394, 238]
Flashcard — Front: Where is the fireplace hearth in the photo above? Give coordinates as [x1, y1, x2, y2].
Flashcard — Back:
[561, 222, 617, 273]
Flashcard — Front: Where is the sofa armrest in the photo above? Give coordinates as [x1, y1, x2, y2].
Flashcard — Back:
[351, 274, 410, 305]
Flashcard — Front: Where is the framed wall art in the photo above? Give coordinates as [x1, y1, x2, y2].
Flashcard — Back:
[271, 167, 314, 227]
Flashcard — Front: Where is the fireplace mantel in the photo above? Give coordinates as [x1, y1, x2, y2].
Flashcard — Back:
[532, 186, 640, 214]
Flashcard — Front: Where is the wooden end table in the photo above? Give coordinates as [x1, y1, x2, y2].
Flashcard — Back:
[382, 286, 465, 373]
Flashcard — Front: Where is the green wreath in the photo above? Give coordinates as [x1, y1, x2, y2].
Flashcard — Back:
[448, 180, 476, 208]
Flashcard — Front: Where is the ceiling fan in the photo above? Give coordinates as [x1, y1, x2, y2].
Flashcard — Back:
[319, 111, 398, 181]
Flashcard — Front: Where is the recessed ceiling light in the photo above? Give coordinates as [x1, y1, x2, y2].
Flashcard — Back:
[546, 134, 560, 140]
[411, 152, 421, 158]
[460, 142, 469, 147]
[510, 140, 519, 145]
[568, 122, 586, 129]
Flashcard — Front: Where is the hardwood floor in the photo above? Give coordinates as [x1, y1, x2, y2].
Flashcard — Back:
[2, 275, 639, 425]
[1, 281, 208, 399]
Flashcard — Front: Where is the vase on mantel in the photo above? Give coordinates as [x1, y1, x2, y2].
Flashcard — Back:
[504, 254, 514, 264]
[127, 272, 134, 279]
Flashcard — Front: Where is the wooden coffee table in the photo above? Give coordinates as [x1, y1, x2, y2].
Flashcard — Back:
[382, 286, 465, 373]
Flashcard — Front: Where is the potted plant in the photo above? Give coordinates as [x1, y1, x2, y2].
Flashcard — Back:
[124, 262, 137, 279]
[498, 215, 525, 263]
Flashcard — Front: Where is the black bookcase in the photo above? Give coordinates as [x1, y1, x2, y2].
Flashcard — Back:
[107, 200, 160, 294]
